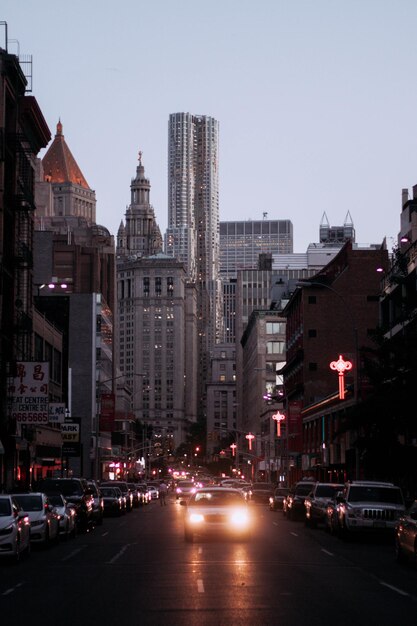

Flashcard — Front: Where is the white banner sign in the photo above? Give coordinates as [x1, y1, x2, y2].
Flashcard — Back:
[7, 362, 49, 424]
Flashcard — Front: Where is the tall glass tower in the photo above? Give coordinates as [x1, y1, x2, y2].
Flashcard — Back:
[166, 113, 222, 411]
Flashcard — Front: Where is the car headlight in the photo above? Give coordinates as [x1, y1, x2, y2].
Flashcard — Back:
[0, 525, 14, 536]
[230, 509, 250, 528]
[188, 513, 204, 524]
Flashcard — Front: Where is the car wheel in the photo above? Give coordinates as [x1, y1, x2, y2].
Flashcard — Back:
[184, 527, 193, 543]
[339, 519, 351, 541]
[13, 538, 21, 563]
[97, 512, 104, 526]
[44, 527, 50, 548]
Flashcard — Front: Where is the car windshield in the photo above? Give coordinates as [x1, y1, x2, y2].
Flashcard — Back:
[348, 486, 404, 504]
[40, 480, 83, 496]
[252, 484, 274, 490]
[274, 488, 289, 495]
[178, 482, 194, 488]
[0, 499, 11, 516]
[295, 484, 315, 495]
[189, 491, 244, 506]
[101, 488, 117, 497]
[315, 485, 343, 497]
[13, 495, 43, 511]
[47, 494, 65, 506]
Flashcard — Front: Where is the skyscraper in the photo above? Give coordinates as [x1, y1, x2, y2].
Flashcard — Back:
[166, 113, 222, 410]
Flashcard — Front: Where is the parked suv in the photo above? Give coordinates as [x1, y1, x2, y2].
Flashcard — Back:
[336, 480, 405, 539]
[36, 478, 94, 532]
[304, 482, 344, 527]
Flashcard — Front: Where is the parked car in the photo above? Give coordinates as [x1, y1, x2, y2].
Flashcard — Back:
[336, 480, 405, 539]
[46, 493, 77, 539]
[136, 484, 151, 505]
[12, 493, 60, 546]
[0, 494, 31, 562]
[87, 480, 104, 526]
[36, 478, 94, 532]
[148, 486, 159, 500]
[269, 487, 290, 511]
[250, 483, 275, 504]
[100, 481, 133, 511]
[304, 482, 344, 527]
[283, 479, 316, 520]
[324, 493, 342, 535]
[100, 486, 125, 516]
[395, 500, 417, 565]
[181, 487, 252, 542]
[127, 482, 141, 508]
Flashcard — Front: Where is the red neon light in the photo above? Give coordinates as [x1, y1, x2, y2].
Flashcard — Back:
[230, 443, 237, 457]
[330, 354, 353, 399]
[272, 411, 286, 436]
[245, 432, 255, 451]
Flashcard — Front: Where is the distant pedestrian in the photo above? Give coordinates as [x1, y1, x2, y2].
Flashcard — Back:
[159, 481, 168, 506]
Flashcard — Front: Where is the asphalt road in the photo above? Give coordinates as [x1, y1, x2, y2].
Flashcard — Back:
[1, 495, 416, 625]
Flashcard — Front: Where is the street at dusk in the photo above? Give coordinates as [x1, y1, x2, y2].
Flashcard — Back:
[1, 495, 416, 626]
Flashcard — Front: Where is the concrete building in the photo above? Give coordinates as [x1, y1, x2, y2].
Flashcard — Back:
[116, 157, 198, 451]
[206, 344, 237, 457]
[220, 219, 293, 279]
[0, 28, 51, 489]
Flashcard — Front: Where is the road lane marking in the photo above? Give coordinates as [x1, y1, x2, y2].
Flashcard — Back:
[197, 579, 204, 593]
[273, 521, 279, 526]
[379, 581, 409, 597]
[198, 547, 202, 554]
[2, 582, 24, 596]
[321, 549, 334, 557]
[61, 546, 87, 562]
[108, 544, 129, 564]
[290, 532, 298, 537]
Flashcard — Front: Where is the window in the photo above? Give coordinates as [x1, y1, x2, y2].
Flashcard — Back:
[308, 295, 316, 304]
[267, 341, 285, 354]
[266, 322, 285, 334]
[309, 363, 318, 371]
[308, 329, 317, 338]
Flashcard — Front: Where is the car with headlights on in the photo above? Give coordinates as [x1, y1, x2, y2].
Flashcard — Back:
[12, 493, 60, 546]
[395, 500, 417, 565]
[250, 482, 275, 504]
[269, 487, 290, 511]
[175, 480, 197, 500]
[45, 493, 77, 539]
[100, 486, 125, 516]
[0, 494, 31, 562]
[181, 487, 252, 542]
[304, 482, 344, 527]
[283, 479, 316, 520]
[36, 478, 95, 532]
[87, 480, 104, 526]
[336, 481, 405, 539]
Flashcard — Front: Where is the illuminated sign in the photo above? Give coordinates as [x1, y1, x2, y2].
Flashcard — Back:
[245, 432, 255, 450]
[330, 354, 353, 400]
[272, 411, 286, 436]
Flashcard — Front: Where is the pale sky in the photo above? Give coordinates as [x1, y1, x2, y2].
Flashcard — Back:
[3, 0, 417, 252]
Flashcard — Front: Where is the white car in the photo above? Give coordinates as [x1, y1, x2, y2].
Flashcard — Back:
[175, 480, 197, 500]
[181, 487, 252, 542]
[12, 493, 60, 545]
[0, 494, 31, 562]
[148, 486, 159, 500]
[46, 493, 77, 539]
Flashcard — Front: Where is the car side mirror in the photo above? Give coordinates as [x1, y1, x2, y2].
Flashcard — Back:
[179, 500, 187, 506]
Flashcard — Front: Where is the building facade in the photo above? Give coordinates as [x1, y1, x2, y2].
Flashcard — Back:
[165, 112, 222, 415]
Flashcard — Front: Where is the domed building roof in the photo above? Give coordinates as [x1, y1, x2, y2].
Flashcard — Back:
[42, 120, 90, 189]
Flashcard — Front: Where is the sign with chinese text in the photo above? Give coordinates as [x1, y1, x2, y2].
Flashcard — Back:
[49, 403, 67, 424]
[7, 362, 49, 424]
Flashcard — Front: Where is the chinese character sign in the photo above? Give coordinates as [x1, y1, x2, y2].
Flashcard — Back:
[7, 362, 49, 424]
